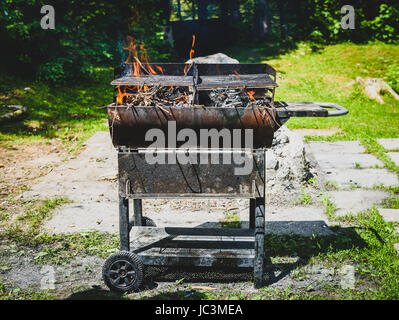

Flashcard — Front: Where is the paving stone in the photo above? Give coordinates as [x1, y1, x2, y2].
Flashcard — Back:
[387, 152, 399, 166]
[312, 153, 383, 170]
[325, 168, 399, 188]
[377, 138, 399, 150]
[394, 243, 399, 254]
[378, 208, 399, 223]
[328, 190, 389, 216]
[306, 141, 365, 155]
[44, 203, 119, 233]
[265, 206, 333, 236]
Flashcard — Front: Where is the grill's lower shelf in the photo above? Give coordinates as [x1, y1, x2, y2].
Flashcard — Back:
[130, 226, 255, 268]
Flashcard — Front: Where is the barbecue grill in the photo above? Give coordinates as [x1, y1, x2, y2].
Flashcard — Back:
[103, 62, 348, 293]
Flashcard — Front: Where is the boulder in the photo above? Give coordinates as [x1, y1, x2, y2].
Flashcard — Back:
[186, 53, 239, 64]
[266, 125, 320, 204]
[356, 77, 399, 104]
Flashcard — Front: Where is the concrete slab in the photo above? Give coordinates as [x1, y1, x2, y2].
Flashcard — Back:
[306, 141, 365, 155]
[44, 201, 240, 234]
[23, 131, 118, 203]
[377, 138, 399, 150]
[293, 128, 341, 138]
[387, 152, 399, 166]
[312, 153, 383, 170]
[378, 208, 399, 223]
[45, 202, 118, 233]
[265, 206, 334, 236]
[328, 190, 389, 216]
[325, 168, 399, 188]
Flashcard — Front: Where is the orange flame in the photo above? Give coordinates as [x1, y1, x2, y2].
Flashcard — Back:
[139, 44, 157, 75]
[155, 65, 164, 75]
[123, 36, 141, 78]
[116, 86, 127, 104]
[233, 70, 240, 80]
[247, 91, 256, 101]
[116, 36, 183, 105]
[184, 35, 196, 75]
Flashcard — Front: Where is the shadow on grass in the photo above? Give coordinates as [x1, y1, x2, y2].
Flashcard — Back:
[0, 74, 111, 140]
[66, 287, 124, 300]
[63, 224, 372, 300]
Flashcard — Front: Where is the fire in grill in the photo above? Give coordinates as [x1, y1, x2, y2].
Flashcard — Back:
[103, 54, 348, 293]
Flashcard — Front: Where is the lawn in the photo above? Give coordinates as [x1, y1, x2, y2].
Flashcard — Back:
[228, 42, 399, 140]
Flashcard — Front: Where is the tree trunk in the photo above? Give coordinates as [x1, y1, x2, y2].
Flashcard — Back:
[279, 0, 286, 40]
[176, 0, 182, 20]
[254, 0, 271, 39]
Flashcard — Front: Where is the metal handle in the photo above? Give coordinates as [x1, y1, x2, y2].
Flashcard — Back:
[315, 102, 349, 117]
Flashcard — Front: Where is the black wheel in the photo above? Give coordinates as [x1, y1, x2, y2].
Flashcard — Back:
[142, 216, 156, 227]
[102, 251, 143, 293]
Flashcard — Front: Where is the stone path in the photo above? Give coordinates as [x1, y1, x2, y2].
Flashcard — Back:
[328, 190, 388, 216]
[387, 152, 399, 166]
[23, 133, 399, 236]
[306, 141, 398, 188]
[377, 138, 399, 150]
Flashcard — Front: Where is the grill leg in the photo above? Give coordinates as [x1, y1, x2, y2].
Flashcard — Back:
[249, 198, 255, 229]
[119, 196, 130, 251]
[133, 199, 143, 226]
[254, 197, 265, 288]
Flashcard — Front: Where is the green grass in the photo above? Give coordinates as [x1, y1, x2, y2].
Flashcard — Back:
[16, 198, 70, 230]
[0, 282, 55, 300]
[0, 70, 113, 148]
[228, 42, 399, 141]
[220, 213, 241, 228]
[0, 198, 118, 266]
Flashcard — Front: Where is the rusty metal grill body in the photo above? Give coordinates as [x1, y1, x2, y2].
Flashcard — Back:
[104, 63, 348, 291]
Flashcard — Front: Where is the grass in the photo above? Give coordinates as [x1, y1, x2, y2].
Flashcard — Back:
[220, 213, 241, 228]
[0, 69, 113, 151]
[228, 42, 399, 142]
[0, 198, 118, 266]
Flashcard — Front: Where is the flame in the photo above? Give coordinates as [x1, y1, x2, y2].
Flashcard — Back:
[123, 36, 141, 78]
[184, 35, 196, 75]
[247, 91, 256, 101]
[155, 65, 164, 75]
[189, 34, 196, 60]
[116, 36, 190, 106]
[233, 70, 240, 80]
[139, 44, 157, 75]
[116, 86, 127, 104]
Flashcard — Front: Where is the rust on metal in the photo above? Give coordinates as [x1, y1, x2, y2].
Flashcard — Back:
[107, 104, 279, 149]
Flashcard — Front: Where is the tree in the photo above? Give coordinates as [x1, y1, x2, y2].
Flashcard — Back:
[254, 0, 271, 39]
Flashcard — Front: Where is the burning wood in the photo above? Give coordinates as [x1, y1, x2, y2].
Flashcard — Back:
[209, 89, 262, 108]
[120, 85, 190, 107]
[114, 36, 278, 110]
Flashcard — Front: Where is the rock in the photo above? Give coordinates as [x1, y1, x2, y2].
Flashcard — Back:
[266, 150, 278, 170]
[338, 265, 356, 289]
[0, 105, 27, 124]
[266, 126, 319, 205]
[356, 77, 399, 104]
[186, 53, 239, 64]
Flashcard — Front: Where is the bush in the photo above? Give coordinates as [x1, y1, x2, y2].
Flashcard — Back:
[0, 1, 172, 83]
